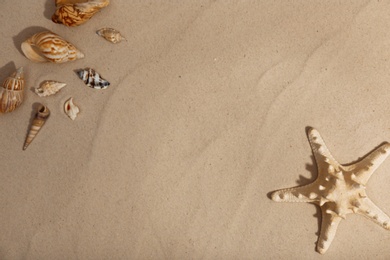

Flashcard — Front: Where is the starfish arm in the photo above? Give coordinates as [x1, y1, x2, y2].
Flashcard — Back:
[271, 183, 319, 203]
[307, 128, 341, 173]
[346, 143, 390, 185]
[316, 206, 342, 254]
[356, 198, 390, 230]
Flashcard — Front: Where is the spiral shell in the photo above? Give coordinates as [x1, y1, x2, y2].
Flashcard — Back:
[0, 67, 24, 113]
[52, 0, 110, 27]
[35, 81, 67, 97]
[64, 97, 80, 120]
[21, 31, 84, 63]
[23, 104, 50, 150]
[76, 68, 110, 89]
[96, 28, 126, 44]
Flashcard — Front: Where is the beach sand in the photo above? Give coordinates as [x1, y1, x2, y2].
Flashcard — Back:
[1, 0, 390, 259]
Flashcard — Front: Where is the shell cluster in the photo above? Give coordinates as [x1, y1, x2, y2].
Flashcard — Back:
[76, 68, 110, 89]
[0, 67, 24, 113]
[52, 0, 110, 27]
[21, 31, 84, 63]
[4, 0, 117, 149]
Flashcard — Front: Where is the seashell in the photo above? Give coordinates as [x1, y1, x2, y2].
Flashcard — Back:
[21, 31, 84, 63]
[75, 68, 110, 89]
[35, 81, 67, 97]
[0, 67, 24, 113]
[23, 104, 50, 150]
[96, 28, 126, 44]
[64, 97, 79, 120]
[52, 0, 110, 27]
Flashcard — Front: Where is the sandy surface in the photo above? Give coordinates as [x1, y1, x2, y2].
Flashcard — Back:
[1, 0, 390, 259]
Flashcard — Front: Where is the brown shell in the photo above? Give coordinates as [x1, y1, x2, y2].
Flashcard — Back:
[52, 0, 110, 27]
[21, 31, 84, 63]
[96, 28, 126, 44]
[0, 67, 24, 113]
[23, 104, 50, 150]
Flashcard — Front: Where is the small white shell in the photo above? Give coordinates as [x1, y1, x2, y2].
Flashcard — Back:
[64, 97, 79, 120]
[96, 28, 126, 43]
[35, 81, 66, 97]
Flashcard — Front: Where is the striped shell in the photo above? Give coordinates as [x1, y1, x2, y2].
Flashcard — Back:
[96, 28, 126, 44]
[21, 31, 84, 63]
[76, 68, 110, 89]
[23, 104, 50, 150]
[0, 67, 24, 113]
[52, 0, 110, 27]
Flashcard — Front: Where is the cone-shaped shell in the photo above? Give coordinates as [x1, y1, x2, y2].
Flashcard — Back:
[35, 81, 67, 97]
[52, 0, 110, 27]
[21, 31, 84, 63]
[76, 68, 110, 89]
[23, 104, 50, 150]
[0, 67, 24, 113]
[96, 28, 126, 44]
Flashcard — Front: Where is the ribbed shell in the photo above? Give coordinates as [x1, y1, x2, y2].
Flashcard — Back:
[35, 81, 67, 97]
[0, 67, 24, 113]
[21, 31, 84, 63]
[52, 0, 110, 27]
[23, 104, 50, 150]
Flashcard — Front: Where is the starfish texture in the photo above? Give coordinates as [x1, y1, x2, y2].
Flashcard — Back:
[271, 127, 390, 254]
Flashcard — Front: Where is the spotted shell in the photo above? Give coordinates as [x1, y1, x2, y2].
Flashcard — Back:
[21, 31, 84, 63]
[0, 67, 24, 113]
[96, 28, 126, 44]
[76, 68, 110, 89]
[52, 0, 110, 27]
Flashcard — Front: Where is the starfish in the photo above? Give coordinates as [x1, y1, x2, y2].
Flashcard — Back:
[270, 127, 390, 254]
